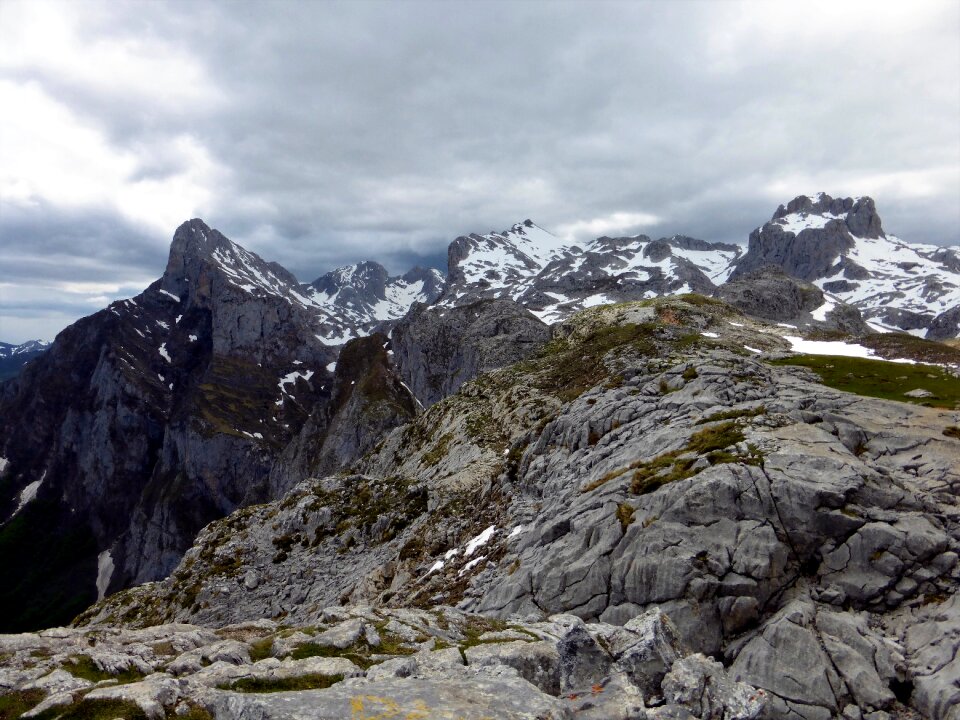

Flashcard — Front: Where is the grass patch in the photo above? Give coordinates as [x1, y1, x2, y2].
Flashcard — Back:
[580, 467, 628, 493]
[65, 655, 146, 684]
[0, 689, 45, 720]
[423, 433, 453, 467]
[770, 355, 960, 409]
[697, 406, 766, 424]
[629, 421, 761, 495]
[616, 503, 635, 532]
[289, 626, 417, 669]
[531, 323, 658, 402]
[248, 637, 275, 662]
[218, 673, 344, 693]
[860, 333, 960, 365]
[31, 698, 148, 720]
[943, 426, 960, 439]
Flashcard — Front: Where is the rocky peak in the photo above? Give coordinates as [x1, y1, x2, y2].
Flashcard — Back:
[311, 261, 390, 300]
[771, 193, 885, 239]
[160, 219, 301, 307]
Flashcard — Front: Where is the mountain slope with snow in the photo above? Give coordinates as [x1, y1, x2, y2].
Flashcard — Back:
[440, 219, 742, 322]
[732, 193, 960, 338]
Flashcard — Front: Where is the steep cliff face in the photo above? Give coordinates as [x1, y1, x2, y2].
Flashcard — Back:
[391, 298, 552, 407]
[0, 220, 336, 631]
[267, 334, 420, 498]
[82, 296, 960, 719]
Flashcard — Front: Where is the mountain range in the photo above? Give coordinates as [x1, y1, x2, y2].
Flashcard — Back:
[0, 194, 959, 720]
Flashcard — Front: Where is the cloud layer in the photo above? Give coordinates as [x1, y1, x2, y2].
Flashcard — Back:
[1, 0, 958, 342]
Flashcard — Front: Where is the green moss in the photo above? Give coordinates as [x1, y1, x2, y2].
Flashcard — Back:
[686, 421, 745, 454]
[531, 323, 657, 402]
[175, 705, 214, 720]
[218, 673, 344, 693]
[290, 627, 416, 669]
[64, 655, 145, 684]
[770, 355, 960, 409]
[859, 333, 960, 365]
[0, 689, 45, 720]
[675, 293, 729, 308]
[309, 475, 427, 548]
[629, 421, 761, 495]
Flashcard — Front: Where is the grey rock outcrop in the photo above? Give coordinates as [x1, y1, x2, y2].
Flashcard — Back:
[391, 298, 551, 406]
[717, 267, 869, 333]
[928, 306, 960, 341]
[718, 267, 826, 321]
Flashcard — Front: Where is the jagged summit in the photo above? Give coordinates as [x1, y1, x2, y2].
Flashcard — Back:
[769, 193, 884, 239]
[161, 218, 303, 307]
[732, 193, 960, 337]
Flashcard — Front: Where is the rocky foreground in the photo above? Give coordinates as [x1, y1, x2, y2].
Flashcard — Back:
[0, 605, 770, 719]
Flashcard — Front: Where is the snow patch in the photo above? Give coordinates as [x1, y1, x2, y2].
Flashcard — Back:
[326, 362, 337, 372]
[508, 525, 524, 539]
[158, 344, 171, 363]
[783, 335, 915, 363]
[701, 332, 719, 338]
[465, 525, 496, 556]
[744, 346, 763, 354]
[14, 478, 43, 515]
[158, 289, 180, 302]
[96, 550, 114, 602]
[188, 335, 198, 342]
[279, 370, 315, 395]
[810, 298, 836, 322]
[0, 457, 8, 474]
[460, 556, 486, 576]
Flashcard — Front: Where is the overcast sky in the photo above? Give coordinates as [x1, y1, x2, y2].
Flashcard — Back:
[1, 0, 958, 343]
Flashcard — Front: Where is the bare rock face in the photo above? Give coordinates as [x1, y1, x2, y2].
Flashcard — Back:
[267, 334, 419, 497]
[391, 298, 551, 407]
[717, 267, 870, 333]
[718, 267, 826, 321]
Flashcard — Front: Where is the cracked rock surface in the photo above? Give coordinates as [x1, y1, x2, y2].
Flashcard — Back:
[70, 297, 960, 719]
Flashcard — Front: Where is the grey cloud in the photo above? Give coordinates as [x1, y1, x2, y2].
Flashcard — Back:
[1, 0, 958, 342]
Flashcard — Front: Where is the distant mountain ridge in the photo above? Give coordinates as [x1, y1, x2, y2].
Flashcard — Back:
[439, 220, 743, 324]
[0, 340, 50, 381]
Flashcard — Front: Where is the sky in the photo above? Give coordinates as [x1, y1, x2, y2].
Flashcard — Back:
[1, 0, 958, 343]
